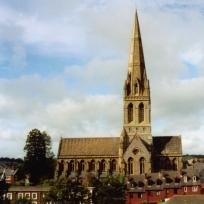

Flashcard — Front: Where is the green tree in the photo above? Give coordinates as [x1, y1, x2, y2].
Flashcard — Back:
[16, 197, 32, 204]
[93, 175, 125, 204]
[45, 177, 89, 203]
[0, 179, 9, 202]
[23, 129, 55, 184]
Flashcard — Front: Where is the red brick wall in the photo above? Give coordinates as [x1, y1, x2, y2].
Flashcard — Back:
[126, 185, 203, 204]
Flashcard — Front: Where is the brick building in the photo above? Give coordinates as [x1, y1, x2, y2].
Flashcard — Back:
[4, 186, 50, 204]
[126, 164, 204, 204]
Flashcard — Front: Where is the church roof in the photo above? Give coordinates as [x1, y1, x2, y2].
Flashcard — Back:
[153, 136, 182, 156]
[58, 137, 120, 158]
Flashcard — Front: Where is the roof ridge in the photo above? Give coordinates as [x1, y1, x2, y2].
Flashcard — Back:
[61, 136, 119, 140]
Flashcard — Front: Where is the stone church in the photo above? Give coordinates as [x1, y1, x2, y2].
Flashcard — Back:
[55, 12, 182, 178]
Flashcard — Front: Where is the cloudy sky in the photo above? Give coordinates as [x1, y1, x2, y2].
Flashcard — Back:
[1, 0, 204, 157]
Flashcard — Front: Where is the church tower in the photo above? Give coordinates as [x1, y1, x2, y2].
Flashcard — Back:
[123, 12, 152, 144]
[119, 12, 152, 175]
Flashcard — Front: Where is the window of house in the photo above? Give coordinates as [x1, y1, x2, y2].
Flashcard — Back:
[18, 193, 23, 199]
[193, 176, 197, 182]
[6, 193, 12, 200]
[32, 193, 37, 199]
[192, 186, 198, 192]
[184, 187, 188, 192]
[174, 189, 178, 194]
[138, 192, 142, 198]
[25, 193, 30, 199]
[184, 176, 188, 183]
[156, 191, 160, 196]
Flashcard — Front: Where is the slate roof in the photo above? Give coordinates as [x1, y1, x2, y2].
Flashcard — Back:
[153, 136, 182, 155]
[0, 168, 17, 176]
[58, 137, 120, 158]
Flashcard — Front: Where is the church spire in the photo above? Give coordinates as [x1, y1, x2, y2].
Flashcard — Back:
[122, 11, 151, 143]
[127, 11, 148, 96]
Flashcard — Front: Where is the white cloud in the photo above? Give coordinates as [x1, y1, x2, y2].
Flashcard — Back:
[0, 74, 122, 157]
[181, 45, 204, 66]
[1, 1, 204, 156]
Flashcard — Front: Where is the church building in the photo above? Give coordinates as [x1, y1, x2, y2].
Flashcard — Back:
[55, 12, 182, 178]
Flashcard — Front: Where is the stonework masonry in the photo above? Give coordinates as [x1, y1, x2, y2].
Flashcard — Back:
[56, 11, 182, 179]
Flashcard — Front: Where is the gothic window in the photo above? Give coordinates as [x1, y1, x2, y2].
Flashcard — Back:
[126, 83, 131, 96]
[139, 157, 145, 174]
[111, 159, 117, 172]
[128, 157, 133, 174]
[69, 160, 74, 172]
[58, 161, 64, 176]
[172, 158, 177, 170]
[134, 83, 139, 94]
[89, 160, 95, 171]
[138, 103, 144, 123]
[80, 160, 85, 172]
[128, 103, 133, 123]
[101, 160, 106, 171]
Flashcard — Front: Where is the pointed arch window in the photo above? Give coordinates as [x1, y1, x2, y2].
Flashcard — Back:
[128, 157, 133, 175]
[89, 160, 95, 172]
[58, 160, 64, 177]
[172, 158, 177, 171]
[128, 103, 133, 123]
[126, 83, 131, 96]
[134, 82, 139, 95]
[138, 103, 144, 123]
[69, 160, 74, 172]
[79, 160, 85, 172]
[139, 157, 145, 174]
[126, 73, 131, 96]
[111, 159, 117, 172]
[101, 160, 106, 171]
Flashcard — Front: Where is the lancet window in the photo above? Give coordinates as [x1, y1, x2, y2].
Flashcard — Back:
[128, 157, 133, 174]
[138, 103, 144, 123]
[128, 103, 133, 123]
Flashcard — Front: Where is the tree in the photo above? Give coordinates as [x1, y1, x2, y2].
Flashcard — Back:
[92, 175, 125, 204]
[16, 197, 32, 204]
[23, 129, 55, 184]
[45, 177, 90, 203]
[0, 179, 9, 203]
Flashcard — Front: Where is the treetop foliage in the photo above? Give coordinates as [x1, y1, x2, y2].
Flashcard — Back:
[23, 129, 55, 184]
